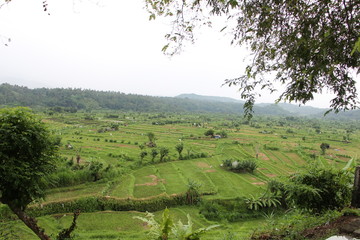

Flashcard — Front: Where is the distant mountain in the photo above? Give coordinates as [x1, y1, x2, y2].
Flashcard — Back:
[176, 93, 360, 119]
[176, 93, 244, 103]
[277, 103, 327, 116]
[177, 93, 327, 116]
[257, 102, 327, 116]
[313, 109, 360, 120]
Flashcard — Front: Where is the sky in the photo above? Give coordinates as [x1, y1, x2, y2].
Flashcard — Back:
[0, 0, 357, 108]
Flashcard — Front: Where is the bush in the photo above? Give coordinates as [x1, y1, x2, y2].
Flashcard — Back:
[204, 129, 215, 137]
[27, 195, 189, 217]
[199, 199, 265, 222]
[264, 144, 279, 151]
[216, 130, 228, 138]
[222, 159, 233, 168]
[222, 159, 258, 173]
[270, 166, 352, 213]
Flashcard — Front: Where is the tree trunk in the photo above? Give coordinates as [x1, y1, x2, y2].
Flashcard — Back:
[351, 166, 360, 208]
[57, 210, 80, 240]
[7, 204, 51, 240]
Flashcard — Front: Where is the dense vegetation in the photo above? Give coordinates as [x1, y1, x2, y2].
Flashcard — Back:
[2, 83, 360, 120]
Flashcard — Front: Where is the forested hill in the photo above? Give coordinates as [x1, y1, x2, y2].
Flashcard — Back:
[0, 83, 286, 115]
[1, 83, 359, 119]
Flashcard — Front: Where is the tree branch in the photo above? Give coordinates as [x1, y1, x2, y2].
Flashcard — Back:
[7, 204, 51, 240]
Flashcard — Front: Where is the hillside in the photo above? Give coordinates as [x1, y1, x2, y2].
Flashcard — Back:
[0, 83, 358, 119]
[176, 93, 244, 103]
[0, 83, 289, 116]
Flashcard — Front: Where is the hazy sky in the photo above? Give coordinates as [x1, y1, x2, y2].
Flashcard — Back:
[0, 0, 357, 108]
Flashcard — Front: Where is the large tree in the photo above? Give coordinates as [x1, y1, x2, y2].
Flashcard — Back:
[145, 0, 360, 117]
[0, 107, 77, 240]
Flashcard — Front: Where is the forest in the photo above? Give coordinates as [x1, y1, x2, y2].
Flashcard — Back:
[3, 83, 360, 119]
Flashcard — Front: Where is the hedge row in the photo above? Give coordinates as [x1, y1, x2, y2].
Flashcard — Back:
[26, 194, 188, 217]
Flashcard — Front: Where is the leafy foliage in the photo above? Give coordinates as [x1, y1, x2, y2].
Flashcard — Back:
[159, 147, 170, 162]
[204, 129, 214, 137]
[199, 199, 268, 222]
[88, 161, 104, 182]
[222, 159, 257, 173]
[172, 214, 219, 240]
[269, 166, 352, 212]
[185, 179, 201, 205]
[175, 142, 184, 159]
[245, 194, 281, 211]
[145, 0, 360, 117]
[147, 132, 156, 144]
[134, 208, 218, 240]
[0, 107, 58, 209]
[134, 208, 173, 240]
[320, 143, 330, 155]
[0, 107, 81, 240]
[151, 148, 159, 162]
[216, 130, 227, 138]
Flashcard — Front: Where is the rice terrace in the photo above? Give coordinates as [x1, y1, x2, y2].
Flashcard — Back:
[1, 87, 360, 240]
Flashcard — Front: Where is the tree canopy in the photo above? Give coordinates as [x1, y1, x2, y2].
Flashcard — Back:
[0, 107, 57, 209]
[0, 107, 58, 240]
[145, 0, 360, 117]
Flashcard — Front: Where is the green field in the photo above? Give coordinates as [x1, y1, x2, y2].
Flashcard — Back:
[1, 111, 359, 239]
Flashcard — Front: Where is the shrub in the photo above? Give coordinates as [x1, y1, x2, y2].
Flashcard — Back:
[159, 147, 170, 162]
[222, 159, 232, 168]
[27, 195, 189, 217]
[204, 129, 215, 137]
[186, 180, 201, 205]
[245, 194, 281, 210]
[269, 166, 352, 213]
[320, 143, 330, 155]
[199, 199, 265, 222]
[264, 145, 279, 151]
[286, 129, 295, 134]
[222, 159, 258, 173]
[216, 130, 228, 138]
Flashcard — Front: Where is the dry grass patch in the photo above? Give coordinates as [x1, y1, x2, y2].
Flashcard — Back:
[135, 175, 165, 186]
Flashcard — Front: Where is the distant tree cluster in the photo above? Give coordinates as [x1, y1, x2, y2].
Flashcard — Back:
[0, 84, 249, 114]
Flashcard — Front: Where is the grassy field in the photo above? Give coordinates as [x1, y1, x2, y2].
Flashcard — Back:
[9, 206, 264, 240]
[2, 111, 359, 239]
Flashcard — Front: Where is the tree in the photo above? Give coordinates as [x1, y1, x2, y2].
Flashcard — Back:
[204, 129, 214, 137]
[140, 150, 148, 160]
[147, 132, 157, 147]
[147, 132, 156, 143]
[216, 130, 228, 138]
[159, 147, 170, 162]
[151, 148, 159, 162]
[0, 108, 56, 240]
[175, 142, 184, 159]
[185, 179, 201, 205]
[320, 142, 330, 155]
[145, 0, 359, 117]
[88, 161, 104, 181]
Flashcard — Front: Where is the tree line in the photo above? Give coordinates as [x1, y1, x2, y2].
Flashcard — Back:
[0, 83, 291, 115]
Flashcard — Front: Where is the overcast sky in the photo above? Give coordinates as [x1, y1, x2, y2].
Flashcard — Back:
[0, 0, 357, 108]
